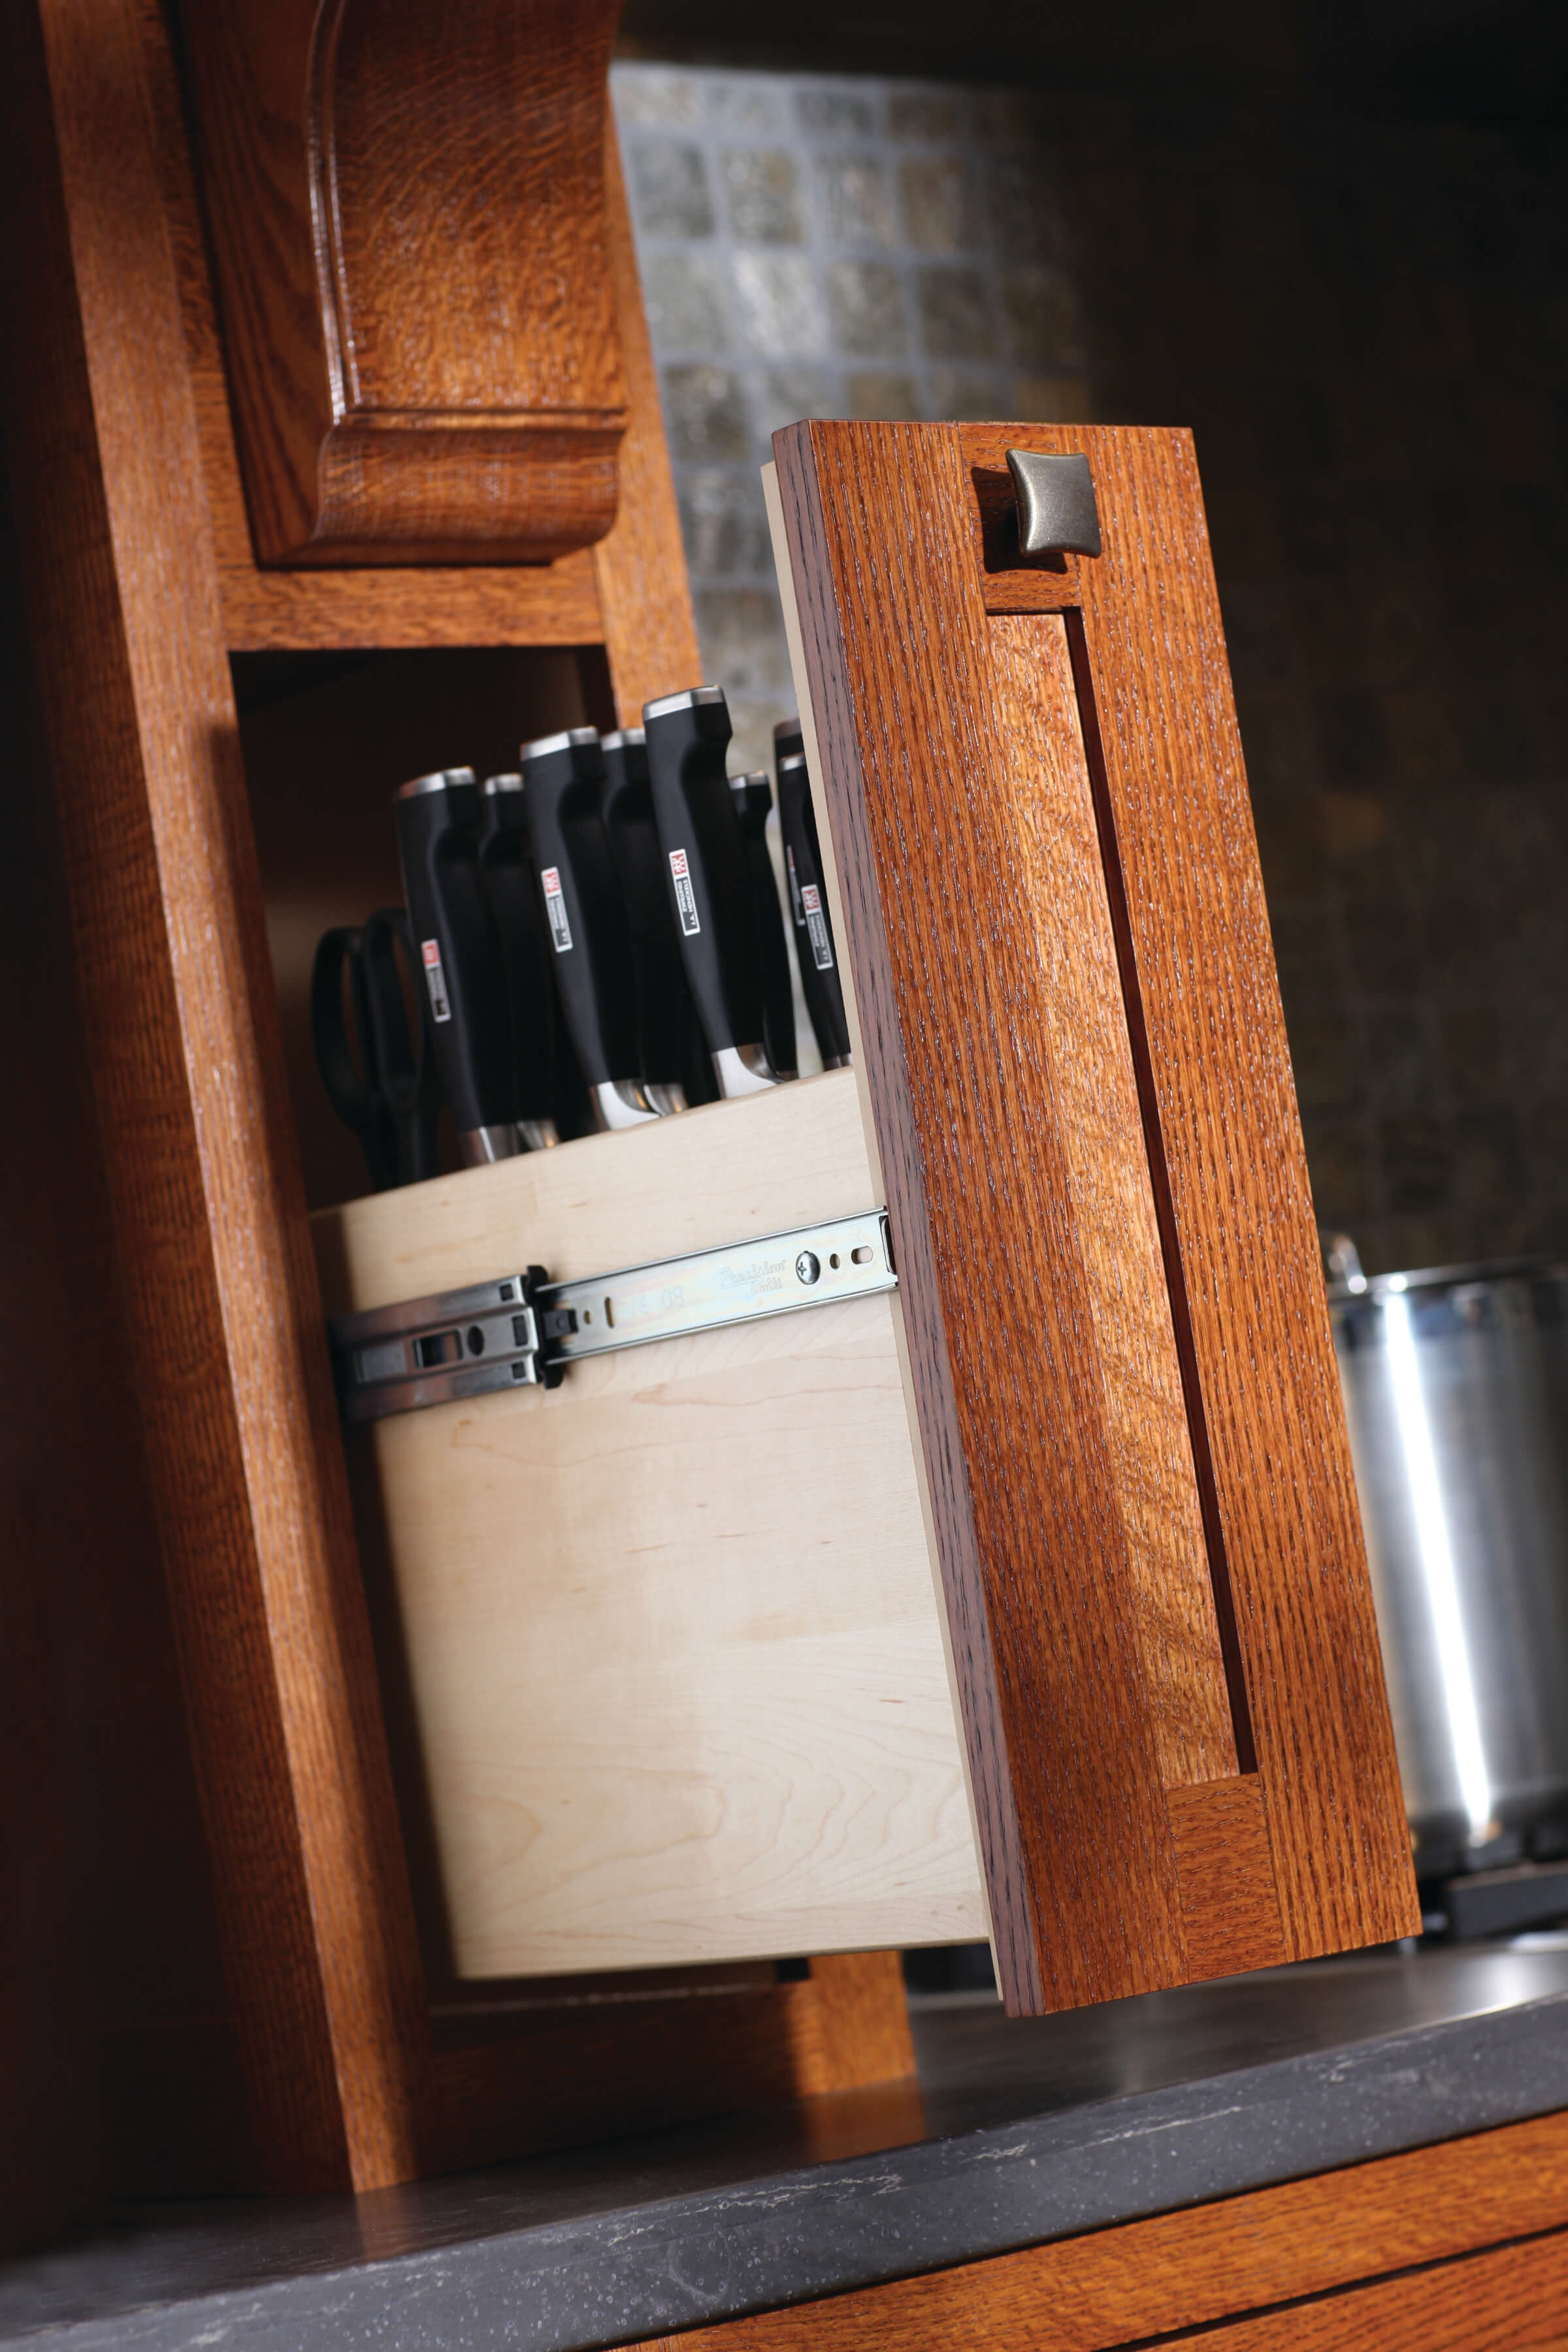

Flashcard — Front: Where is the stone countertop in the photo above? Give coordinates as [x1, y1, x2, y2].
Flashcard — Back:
[5, 1945, 1568, 2351]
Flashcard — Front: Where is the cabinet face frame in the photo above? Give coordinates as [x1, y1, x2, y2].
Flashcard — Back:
[4, 0, 913, 2198]
[768, 422, 1419, 2013]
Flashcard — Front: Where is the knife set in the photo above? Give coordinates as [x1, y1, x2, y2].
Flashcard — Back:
[312, 688, 851, 1195]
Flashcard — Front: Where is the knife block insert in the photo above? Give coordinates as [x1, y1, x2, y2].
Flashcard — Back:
[314, 1070, 988, 1980]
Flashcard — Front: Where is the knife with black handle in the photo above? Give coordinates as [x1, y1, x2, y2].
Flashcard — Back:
[516, 728, 659, 1132]
[600, 728, 715, 1111]
[394, 767, 521, 1164]
[642, 685, 776, 1099]
[774, 719, 852, 1071]
[477, 775, 563, 1149]
[728, 770, 797, 1082]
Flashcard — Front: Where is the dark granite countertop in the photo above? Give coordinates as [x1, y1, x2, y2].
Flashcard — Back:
[5, 1944, 1568, 2349]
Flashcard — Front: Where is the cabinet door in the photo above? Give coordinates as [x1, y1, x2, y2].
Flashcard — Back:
[769, 422, 1418, 2012]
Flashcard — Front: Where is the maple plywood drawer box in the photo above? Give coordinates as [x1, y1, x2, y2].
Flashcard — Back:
[312, 1070, 990, 1982]
[312, 422, 1420, 2012]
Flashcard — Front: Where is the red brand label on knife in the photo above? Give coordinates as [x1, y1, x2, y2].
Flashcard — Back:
[540, 865, 574, 953]
[420, 938, 452, 1022]
[668, 848, 700, 936]
[800, 885, 834, 971]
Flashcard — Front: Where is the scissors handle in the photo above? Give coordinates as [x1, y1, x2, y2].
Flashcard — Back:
[360, 907, 443, 1185]
[310, 926, 403, 1192]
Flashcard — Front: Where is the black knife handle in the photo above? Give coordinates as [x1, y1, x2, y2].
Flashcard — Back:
[517, 728, 656, 1129]
[358, 906, 444, 1184]
[600, 730, 714, 1107]
[776, 745, 852, 1069]
[642, 685, 774, 1094]
[394, 768, 521, 1162]
[478, 776, 563, 1144]
[729, 771, 798, 1081]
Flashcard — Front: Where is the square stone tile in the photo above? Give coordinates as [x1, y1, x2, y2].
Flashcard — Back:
[661, 365, 750, 461]
[1001, 267, 1084, 370]
[917, 266, 998, 361]
[1288, 1010, 1363, 1110]
[817, 154, 896, 248]
[984, 152, 1069, 258]
[828, 260, 907, 357]
[610, 67, 700, 128]
[678, 468, 775, 578]
[796, 86, 877, 137]
[755, 365, 840, 439]
[927, 367, 1008, 421]
[1010, 370, 1092, 422]
[889, 88, 966, 142]
[703, 77, 787, 135]
[628, 141, 714, 238]
[1298, 1109, 1379, 1226]
[694, 589, 795, 695]
[847, 368, 921, 419]
[638, 250, 731, 354]
[722, 149, 804, 244]
[898, 155, 978, 253]
[732, 252, 826, 357]
[1379, 1111, 1455, 1217]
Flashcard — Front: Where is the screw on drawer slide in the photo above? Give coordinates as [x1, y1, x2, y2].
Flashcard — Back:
[330, 1211, 896, 1423]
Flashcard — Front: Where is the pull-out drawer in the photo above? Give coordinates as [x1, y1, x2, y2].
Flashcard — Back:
[313, 1071, 987, 1979]
[316, 420, 1418, 2015]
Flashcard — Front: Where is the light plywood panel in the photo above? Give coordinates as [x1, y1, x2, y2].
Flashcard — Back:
[312, 1073, 985, 1978]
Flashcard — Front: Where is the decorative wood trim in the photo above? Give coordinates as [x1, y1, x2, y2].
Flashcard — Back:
[624, 2110, 1568, 2351]
[176, 0, 629, 565]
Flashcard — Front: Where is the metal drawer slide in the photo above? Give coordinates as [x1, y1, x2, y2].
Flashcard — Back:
[331, 1209, 896, 1422]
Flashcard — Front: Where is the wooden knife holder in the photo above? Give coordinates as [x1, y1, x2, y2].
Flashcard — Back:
[3, 0, 1416, 2202]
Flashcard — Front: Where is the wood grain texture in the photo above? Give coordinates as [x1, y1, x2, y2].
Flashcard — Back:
[176, 0, 628, 563]
[593, 116, 705, 721]
[773, 419, 1417, 2008]
[774, 422, 1189, 2014]
[7, 0, 434, 2190]
[629, 2108, 1568, 2352]
[314, 1075, 985, 1977]
[799, 1953, 917, 2093]
[989, 613, 1233, 1791]
[1054, 424, 1418, 1955]
[1167, 1775, 1286, 1976]
[1158, 2237, 1568, 2352]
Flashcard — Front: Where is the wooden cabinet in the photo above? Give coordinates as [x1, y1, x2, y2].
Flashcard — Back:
[1, 0, 1414, 2199]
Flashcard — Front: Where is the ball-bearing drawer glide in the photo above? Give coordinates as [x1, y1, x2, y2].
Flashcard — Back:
[330, 1211, 896, 1422]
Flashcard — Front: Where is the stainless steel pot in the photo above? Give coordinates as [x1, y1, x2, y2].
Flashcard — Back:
[1328, 1246, 1568, 1878]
